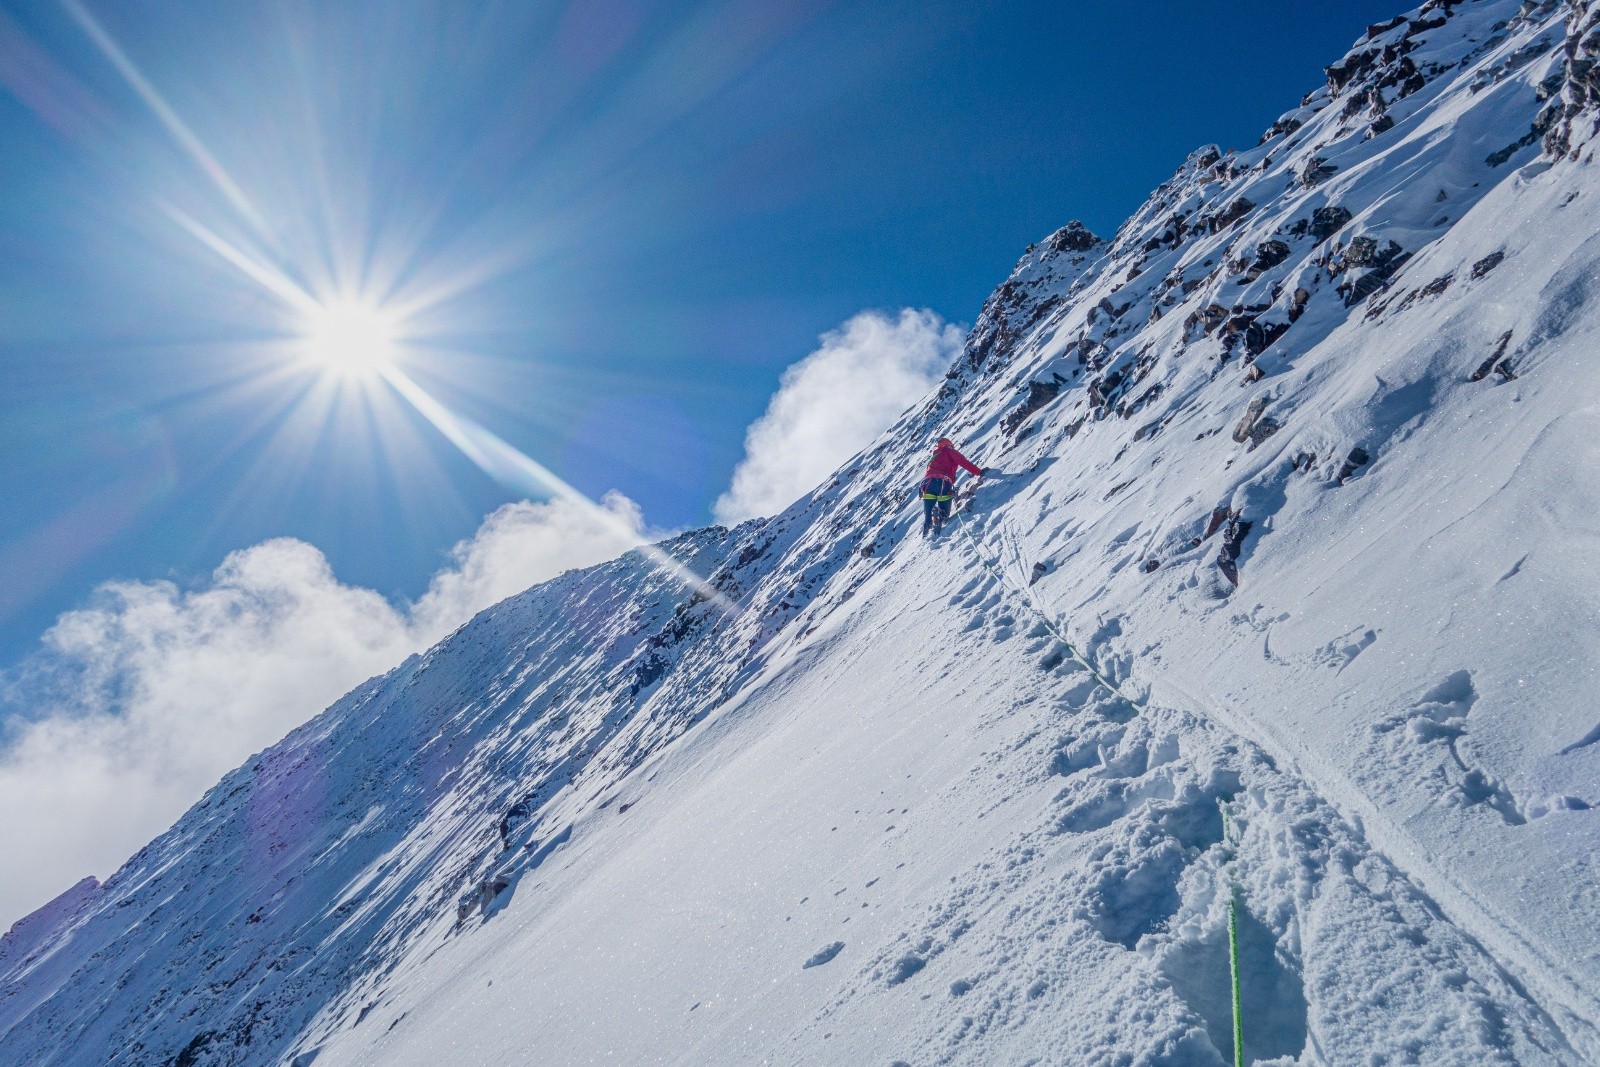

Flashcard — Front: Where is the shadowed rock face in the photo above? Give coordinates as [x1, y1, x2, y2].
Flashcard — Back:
[1543, 0, 1600, 157]
[1048, 221, 1101, 254]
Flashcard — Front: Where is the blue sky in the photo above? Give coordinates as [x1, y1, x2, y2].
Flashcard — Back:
[0, 0, 1401, 671]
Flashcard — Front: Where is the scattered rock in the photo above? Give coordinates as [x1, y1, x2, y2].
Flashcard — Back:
[1287, 287, 1312, 322]
[1142, 212, 1192, 252]
[1258, 114, 1304, 144]
[1141, 559, 1161, 574]
[1120, 381, 1164, 420]
[1488, 120, 1549, 166]
[1336, 446, 1372, 484]
[1542, 1, 1600, 158]
[1470, 330, 1517, 382]
[1232, 397, 1269, 443]
[1404, 13, 1448, 38]
[1002, 375, 1066, 436]
[1088, 367, 1129, 415]
[1247, 418, 1280, 449]
[1243, 319, 1290, 357]
[457, 874, 511, 923]
[1201, 507, 1232, 543]
[1363, 16, 1407, 41]
[1332, 237, 1411, 306]
[1217, 517, 1254, 587]
[1300, 156, 1338, 188]
[171, 1031, 221, 1067]
[1195, 304, 1229, 334]
[1470, 250, 1505, 279]
[1047, 221, 1100, 253]
[1206, 198, 1255, 233]
[1029, 562, 1049, 586]
[1419, 273, 1454, 298]
[498, 798, 535, 847]
[1309, 205, 1353, 242]
[1239, 239, 1290, 282]
[1332, 235, 1381, 270]
[1098, 296, 1127, 319]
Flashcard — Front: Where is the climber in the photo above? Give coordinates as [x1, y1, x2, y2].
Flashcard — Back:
[920, 437, 985, 536]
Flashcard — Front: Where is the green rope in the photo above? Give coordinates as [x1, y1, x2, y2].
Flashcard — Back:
[949, 500, 1246, 1065]
[1222, 801, 1244, 1067]
[947, 506, 1138, 715]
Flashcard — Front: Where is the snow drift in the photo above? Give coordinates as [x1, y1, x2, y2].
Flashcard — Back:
[5, 1, 1600, 1063]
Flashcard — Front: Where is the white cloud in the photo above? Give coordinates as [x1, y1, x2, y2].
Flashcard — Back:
[0, 493, 645, 929]
[714, 308, 963, 524]
[410, 492, 646, 643]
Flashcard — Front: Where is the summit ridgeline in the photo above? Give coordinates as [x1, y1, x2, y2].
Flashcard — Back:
[6, 2, 1600, 1063]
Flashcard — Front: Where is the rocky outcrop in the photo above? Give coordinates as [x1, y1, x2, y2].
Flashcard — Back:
[1325, 2, 1458, 105]
[1231, 396, 1280, 449]
[1542, 0, 1600, 157]
[1330, 235, 1412, 306]
[1046, 221, 1101, 254]
[1002, 374, 1067, 437]
[1470, 329, 1518, 381]
[1337, 446, 1372, 484]
[1471, 250, 1506, 279]
[961, 223, 1104, 375]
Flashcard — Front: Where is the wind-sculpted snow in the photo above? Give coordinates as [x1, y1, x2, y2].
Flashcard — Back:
[6, 1, 1600, 1063]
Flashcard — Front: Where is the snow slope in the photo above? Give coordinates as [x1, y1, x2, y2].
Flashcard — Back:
[6, 1, 1600, 1063]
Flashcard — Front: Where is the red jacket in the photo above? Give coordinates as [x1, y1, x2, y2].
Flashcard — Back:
[924, 442, 983, 483]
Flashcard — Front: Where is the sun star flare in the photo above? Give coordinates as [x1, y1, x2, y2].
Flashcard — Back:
[297, 298, 402, 378]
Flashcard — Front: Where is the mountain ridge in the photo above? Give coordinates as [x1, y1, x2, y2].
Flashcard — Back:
[7, 1, 1600, 1062]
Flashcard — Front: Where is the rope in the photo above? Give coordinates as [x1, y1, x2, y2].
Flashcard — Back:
[949, 501, 1247, 1064]
[1222, 801, 1245, 1067]
[947, 504, 1141, 717]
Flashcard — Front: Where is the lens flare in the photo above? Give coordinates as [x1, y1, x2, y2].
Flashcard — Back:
[51, 0, 750, 617]
[298, 299, 400, 378]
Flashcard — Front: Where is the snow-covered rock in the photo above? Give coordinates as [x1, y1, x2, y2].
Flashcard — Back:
[5, 1, 1600, 1063]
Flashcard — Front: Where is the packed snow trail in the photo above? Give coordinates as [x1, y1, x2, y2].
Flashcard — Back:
[947, 494, 1590, 1062]
[957, 497, 1599, 1061]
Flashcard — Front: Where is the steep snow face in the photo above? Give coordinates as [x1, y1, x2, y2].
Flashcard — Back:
[7, 1, 1600, 1063]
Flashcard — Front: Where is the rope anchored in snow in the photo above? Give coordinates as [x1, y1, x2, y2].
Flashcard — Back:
[1221, 800, 1245, 1067]
[949, 502, 1250, 1065]
[947, 504, 1137, 715]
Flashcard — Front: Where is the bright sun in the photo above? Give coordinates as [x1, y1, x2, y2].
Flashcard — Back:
[298, 298, 401, 377]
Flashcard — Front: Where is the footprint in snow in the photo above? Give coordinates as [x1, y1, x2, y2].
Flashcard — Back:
[1312, 626, 1377, 671]
[1371, 671, 1529, 825]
